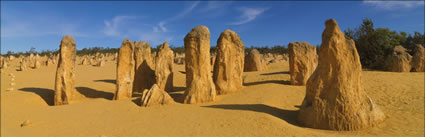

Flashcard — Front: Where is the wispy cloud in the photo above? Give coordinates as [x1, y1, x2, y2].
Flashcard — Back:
[201, 1, 233, 12]
[103, 15, 174, 46]
[104, 16, 142, 36]
[363, 0, 425, 10]
[154, 1, 200, 33]
[229, 7, 269, 25]
[102, 2, 200, 46]
[1, 13, 86, 38]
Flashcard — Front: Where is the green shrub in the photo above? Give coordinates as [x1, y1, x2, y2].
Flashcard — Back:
[344, 18, 424, 70]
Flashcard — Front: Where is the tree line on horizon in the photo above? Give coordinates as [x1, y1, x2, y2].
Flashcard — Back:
[2, 18, 424, 71]
[344, 18, 424, 70]
[3, 45, 289, 57]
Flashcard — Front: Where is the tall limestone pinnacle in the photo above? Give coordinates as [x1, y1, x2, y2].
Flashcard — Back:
[183, 25, 216, 104]
[155, 41, 174, 92]
[133, 41, 155, 93]
[213, 29, 245, 94]
[297, 19, 385, 131]
[54, 35, 76, 105]
[114, 39, 135, 100]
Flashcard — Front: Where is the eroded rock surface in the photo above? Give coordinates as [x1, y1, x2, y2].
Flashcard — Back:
[183, 25, 216, 104]
[297, 19, 385, 131]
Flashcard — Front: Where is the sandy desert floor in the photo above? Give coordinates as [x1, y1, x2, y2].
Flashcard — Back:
[1, 58, 424, 137]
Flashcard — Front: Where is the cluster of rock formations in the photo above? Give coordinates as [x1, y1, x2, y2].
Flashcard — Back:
[0, 53, 57, 71]
[79, 53, 110, 67]
[6, 18, 405, 131]
[174, 53, 185, 65]
[113, 40, 176, 106]
[112, 25, 250, 105]
[386, 44, 425, 72]
[263, 53, 288, 64]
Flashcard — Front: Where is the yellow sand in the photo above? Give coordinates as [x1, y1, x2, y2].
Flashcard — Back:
[1, 57, 424, 137]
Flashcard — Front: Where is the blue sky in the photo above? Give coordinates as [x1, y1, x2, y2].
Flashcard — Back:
[1, 1, 424, 54]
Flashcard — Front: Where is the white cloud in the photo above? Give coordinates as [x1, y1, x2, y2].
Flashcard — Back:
[103, 16, 141, 36]
[229, 7, 269, 25]
[201, 1, 233, 12]
[158, 22, 168, 32]
[102, 2, 200, 46]
[154, 1, 200, 32]
[171, 1, 200, 21]
[363, 0, 425, 10]
[103, 15, 174, 46]
[147, 1, 200, 44]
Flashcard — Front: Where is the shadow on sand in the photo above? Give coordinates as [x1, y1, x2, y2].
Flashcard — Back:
[173, 86, 186, 92]
[132, 98, 142, 106]
[76, 87, 114, 100]
[243, 80, 290, 86]
[203, 104, 300, 127]
[169, 86, 185, 103]
[19, 87, 55, 106]
[94, 79, 116, 84]
[168, 92, 185, 103]
[260, 71, 290, 75]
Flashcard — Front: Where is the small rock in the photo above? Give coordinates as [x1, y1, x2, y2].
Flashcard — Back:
[20, 120, 31, 127]
[411, 44, 425, 72]
[140, 84, 174, 107]
[10, 83, 15, 86]
[244, 49, 264, 72]
[387, 45, 412, 72]
[288, 41, 318, 85]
